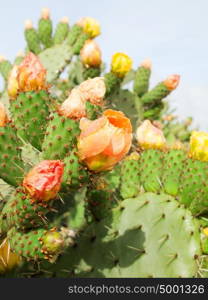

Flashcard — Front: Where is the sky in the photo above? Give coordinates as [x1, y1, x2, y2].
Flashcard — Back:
[0, 0, 207, 129]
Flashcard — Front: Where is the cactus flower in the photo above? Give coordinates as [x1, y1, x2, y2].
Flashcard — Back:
[59, 77, 106, 119]
[140, 58, 152, 69]
[77, 17, 100, 38]
[111, 52, 132, 78]
[40, 7, 50, 19]
[189, 131, 208, 162]
[78, 109, 132, 171]
[8, 52, 48, 99]
[0, 103, 8, 127]
[0, 239, 21, 274]
[23, 160, 64, 201]
[80, 40, 102, 68]
[163, 74, 180, 91]
[136, 120, 166, 150]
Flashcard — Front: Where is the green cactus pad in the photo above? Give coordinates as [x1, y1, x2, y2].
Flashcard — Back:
[62, 148, 88, 190]
[162, 149, 187, 196]
[10, 90, 50, 150]
[141, 82, 170, 105]
[0, 189, 52, 234]
[120, 156, 140, 199]
[38, 18, 53, 48]
[83, 67, 101, 80]
[140, 149, 164, 193]
[53, 21, 69, 45]
[39, 43, 73, 82]
[24, 27, 41, 54]
[0, 59, 12, 81]
[134, 66, 151, 97]
[48, 193, 201, 278]
[42, 112, 80, 160]
[8, 227, 65, 261]
[67, 24, 83, 46]
[0, 122, 24, 186]
[179, 158, 208, 215]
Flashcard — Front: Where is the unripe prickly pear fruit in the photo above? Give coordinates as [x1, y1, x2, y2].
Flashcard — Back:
[38, 8, 53, 48]
[81, 40, 102, 68]
[136, 120, 166, 150]
[23, 160, 64, 201]
[77, 17, 100, 38]
[53, 17, 69, 45]
[78, 109, 132, 171]
[189, 131, 208, 162]
[24, 20, 41, 54]
[111, 52, 132, 78]
[0, 239, 21, 274]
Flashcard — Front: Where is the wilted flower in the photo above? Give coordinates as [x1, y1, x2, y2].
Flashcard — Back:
[0, 239, 21, 274]
[189, 131, 208, 162]
[111, 52, 132, 78]
[80, 40, 102, 68]
[78, 109, 132, 171]
[163, 74, 180, 91]
[23, 160, 64, 201]
[0, 103, 9, 127]
[136, 120, 166, 150]
[77, 17, 100, 38]
[8, 52, 48, 99]
[59, 77, 106, 119]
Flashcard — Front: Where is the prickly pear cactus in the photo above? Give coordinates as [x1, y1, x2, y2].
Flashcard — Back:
[0, 8, 207, 279]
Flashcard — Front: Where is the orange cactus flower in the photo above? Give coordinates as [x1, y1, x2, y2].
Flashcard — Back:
[0, 103, 9, 127]
[80, 40, 102, 68]
[163, 74, 180, 91]
[78, 109, 132, 171]
[23, 160, 64, 201]
[59, 77, 106, 119]
[8, 52, 48, 99]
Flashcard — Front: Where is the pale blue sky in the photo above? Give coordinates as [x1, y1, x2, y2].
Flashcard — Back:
[0, 0, 208, 129]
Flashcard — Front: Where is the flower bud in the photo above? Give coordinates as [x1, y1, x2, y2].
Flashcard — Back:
[163, 74, 180, 91]
[78, 109, 132, 171]
[111, 52, 133, 78]
[24, 19, 33, 30]
[189, 131, 208, 162]
[80, 40, 102, 68]
[77, 17, 100, 38]
[0, 103, 9, 127]
[7, 65, 19, 99]
[23, 160, 64, 201]
[136, 120, 166, 150]
[41, 7, 50, 19]
[140, 58, 152, 69]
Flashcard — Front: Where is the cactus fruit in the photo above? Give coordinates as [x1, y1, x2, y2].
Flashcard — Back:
[53, 17, 69, 45]
[0, 9, 207, 279]
[38, 8, 53, 48]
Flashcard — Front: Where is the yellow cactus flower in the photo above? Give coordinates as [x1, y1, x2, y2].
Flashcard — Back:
[0, 239, 21, 274]
[136, 120, 166, 150]
[77, 17, 100, 38]
[111, 52, 132, 78]
[189, 131, 208, 162]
